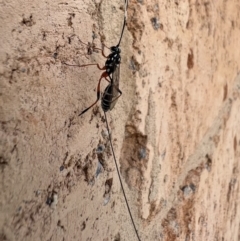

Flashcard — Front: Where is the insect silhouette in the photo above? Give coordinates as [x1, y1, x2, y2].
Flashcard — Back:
[63, 3, 127, 115]
[63, 0, 142, 240]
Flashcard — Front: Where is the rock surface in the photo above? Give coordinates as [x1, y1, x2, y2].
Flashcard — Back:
[1, 0, 240, 240]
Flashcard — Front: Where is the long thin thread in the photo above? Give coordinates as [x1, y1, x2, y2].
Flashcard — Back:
[117, 0, 128, 47]
[104, 111, 142, 241]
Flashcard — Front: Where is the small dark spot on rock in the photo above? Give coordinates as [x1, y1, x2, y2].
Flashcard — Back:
[151, 17, 161, 30]
[60, 165, 64, 171]
[67, 13, 75, 27]
[233, 135, 237, 152]
[96, 144, 105, 154]
[46, 197, 53, 206]
[53, 52, 58, 59]
[223, 83, 228, 101]
[205, 154, 212, 171]
[187, 49, 194, 69]
[163, 175, 168, 183]
[21, 14, 35, 27]
[189, 183, 196, 192]
[92, 31, 97, 40]
[181, 184, 195, 197]
[17, 206, 22, 213]
[83, 166, 89, 182]
[81, 221, 86, 231]
[138, 147, 147, 159]
[42, 31, 47, 41]
[0, 232, 7, 241]
[0, 156, 8, 167]
[114, 233, 120, 241]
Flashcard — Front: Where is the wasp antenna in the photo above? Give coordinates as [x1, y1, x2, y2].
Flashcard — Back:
[117, 0, 128, 47]
[104, 111, 142, 241]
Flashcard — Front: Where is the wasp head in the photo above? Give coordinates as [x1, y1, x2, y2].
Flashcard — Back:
[110, 46, 121, 54]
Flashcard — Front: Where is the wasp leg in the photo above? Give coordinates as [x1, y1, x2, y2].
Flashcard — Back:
[100, 44, 110, 58]
[111, 85, 122, 102]
[104, 77, 111, 83]
[109, 84, 122, 111]
[62, 62, 106, 71]
[77, 36, 109, 59]
[79, 71, 109, 116]
[76, 36, 103, 53]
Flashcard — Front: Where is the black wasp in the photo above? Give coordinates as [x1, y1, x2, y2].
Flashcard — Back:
[64, 1, 127, 116]
[78, 3, 127, 116]
[63, 0, 142, 240]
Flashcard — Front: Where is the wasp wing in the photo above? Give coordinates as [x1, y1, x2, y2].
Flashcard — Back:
[109, 64, 121, 110]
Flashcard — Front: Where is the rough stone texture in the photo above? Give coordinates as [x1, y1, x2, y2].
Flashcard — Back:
[1, 0, 240, 241]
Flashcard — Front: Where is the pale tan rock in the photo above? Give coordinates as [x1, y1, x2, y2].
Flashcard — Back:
[1, 0, 240, 241]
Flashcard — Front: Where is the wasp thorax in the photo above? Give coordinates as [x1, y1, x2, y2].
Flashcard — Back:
[110, 46, 121, 54]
